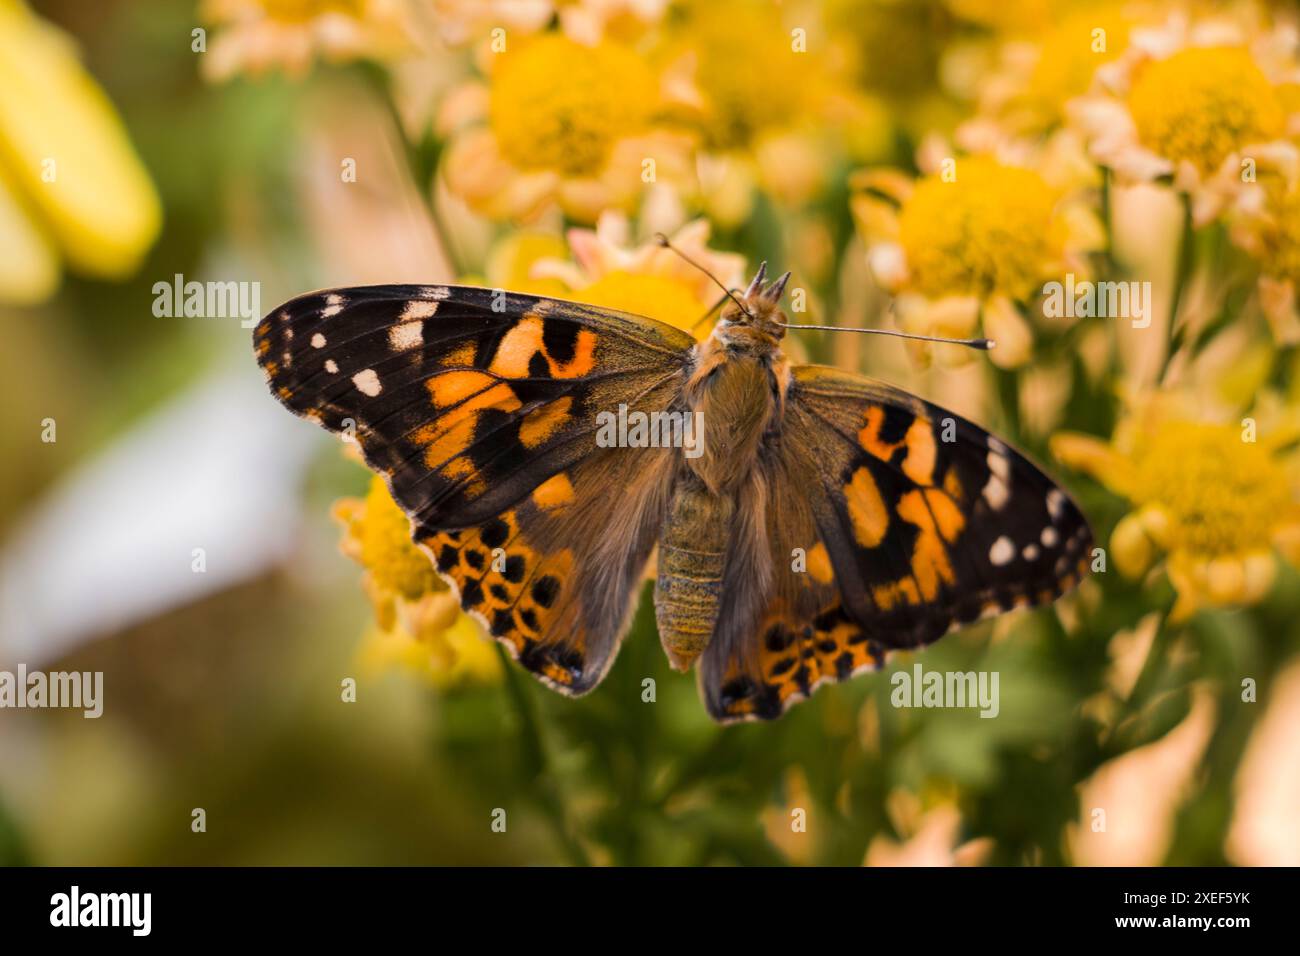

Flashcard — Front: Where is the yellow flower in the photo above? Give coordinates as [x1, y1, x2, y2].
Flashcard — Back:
[968, 6, 1131, 136]
[671, 1, 809, 153]
[443, 33, 691, 222]
[0, 0, 161, 303]
[853, 156, 1086, 368]
[1129, 47, 1282, 177]
[1068, 17, 1299, 226]
[900, 159, 1058, 301]
[200, 0, 414, 80]
[665, 0, 886, 221]
[1052, 394, 1300, 622]
[495, 211, 746, 338]
[334, 475, 500, 686]
[490, 34, 655, 176]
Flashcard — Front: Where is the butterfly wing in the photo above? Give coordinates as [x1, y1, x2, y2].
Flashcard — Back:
[256, 284, 694, 693]
[700, 363, 1093, 722]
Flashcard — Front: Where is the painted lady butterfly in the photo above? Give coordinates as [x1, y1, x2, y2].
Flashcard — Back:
[255, 263, 1092, 721]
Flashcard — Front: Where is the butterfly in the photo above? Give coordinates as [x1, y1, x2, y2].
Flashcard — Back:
[254, 262, 1093, 722]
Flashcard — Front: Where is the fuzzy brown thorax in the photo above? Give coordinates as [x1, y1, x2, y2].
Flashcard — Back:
[684, 266, 792, 493]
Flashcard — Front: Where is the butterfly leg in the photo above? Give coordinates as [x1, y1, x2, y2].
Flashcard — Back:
[654, 475, 735, 671]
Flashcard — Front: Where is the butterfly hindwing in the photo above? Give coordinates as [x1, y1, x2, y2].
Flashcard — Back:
[422, 442, 678, 694]
[255, 284, 695, 694]
[701, 363, 1093, 722]
[698, 441, 888, 720]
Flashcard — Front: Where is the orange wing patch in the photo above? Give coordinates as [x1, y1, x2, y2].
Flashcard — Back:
[872, 488, 966, 609]
[519, 396, 574, 449]
[858, 404, 937, 486]
[845, 466, 889, 547]
[489, 315, 598, 380]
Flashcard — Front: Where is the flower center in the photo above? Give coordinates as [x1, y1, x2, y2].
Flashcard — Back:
[1128, 47, 1283, 175]
[898, 158, 1057, 300]
[1255, 186, 1300, 283]
[1130, 421, 1290, 557]
[490, 35, 656, 177]
[681, 3, 809, 150]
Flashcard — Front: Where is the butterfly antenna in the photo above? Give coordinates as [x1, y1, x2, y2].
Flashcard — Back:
[779, 323, 995, 351]
[654, 233, 754, 318]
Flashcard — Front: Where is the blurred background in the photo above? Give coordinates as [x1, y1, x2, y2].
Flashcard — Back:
[1, 0, 1298, 866]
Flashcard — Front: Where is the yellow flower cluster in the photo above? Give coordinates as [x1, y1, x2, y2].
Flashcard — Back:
[334, 476, 501, 687]
[1054, 399, 1300, 622]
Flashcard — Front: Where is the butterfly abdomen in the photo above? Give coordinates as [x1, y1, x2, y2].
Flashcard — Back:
[654, 478, 736, 671]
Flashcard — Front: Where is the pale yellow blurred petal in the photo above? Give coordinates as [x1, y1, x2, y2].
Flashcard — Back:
[0, 0, 161, 278]
[982, 295, 1032, 369]
[1049, 432, 1135, 496]
[0, 167, 58, 303]
[1111, 512, 1155, 580]
[1069, 686, 1215, 866]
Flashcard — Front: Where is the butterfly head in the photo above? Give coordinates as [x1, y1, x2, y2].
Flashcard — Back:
[715, 261, 790, 351]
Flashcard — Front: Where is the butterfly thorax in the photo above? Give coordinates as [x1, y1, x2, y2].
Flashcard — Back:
[684, 296, 790, 495]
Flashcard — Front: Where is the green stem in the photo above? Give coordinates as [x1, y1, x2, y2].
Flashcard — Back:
[993, 364, 1021, 438]
[1101, 599, 1179, 755]
[495, 645, 591, 866]
[1159, 192, 1195, 384]
[1099, 165, 1114, 268]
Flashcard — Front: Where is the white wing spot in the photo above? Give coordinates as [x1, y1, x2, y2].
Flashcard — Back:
[311, 333, 326, 348]
[989, 536, 1015, 566]
[982, 450, 1011, 509]
[988, 450, 1010, 479]
[1022, 544, 1039, 561]
[1041, 527, 1060, 548]
[322, 294, 346, 318]
[325, 359, 339, 374]
[389, 320, 424, 351]
[402, 300, 439, 320]
[352, 369, 382, 396]
[1046, 489, 1065, 518]
[423, 287, 452, 301]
